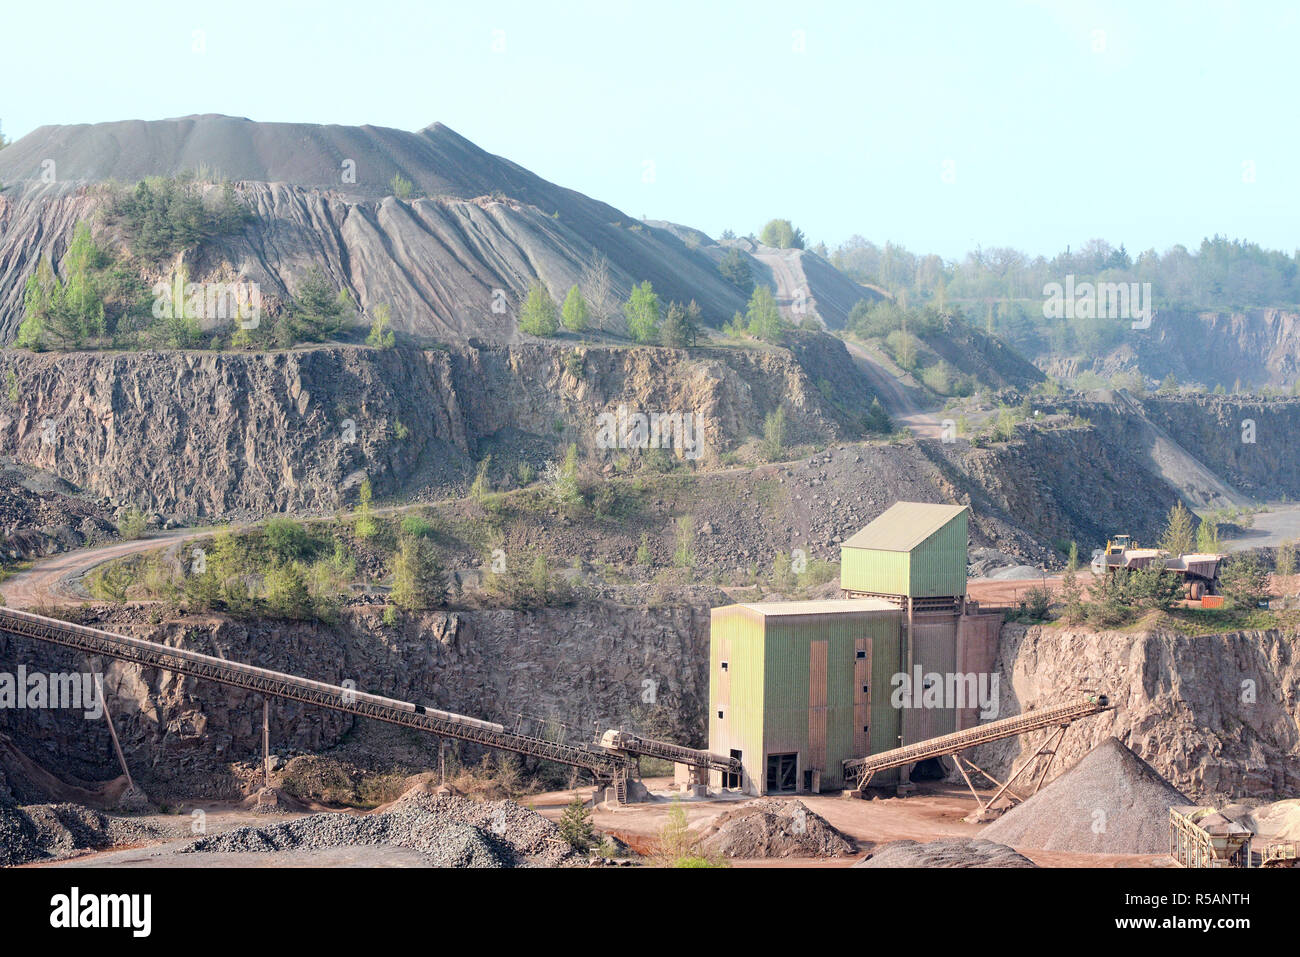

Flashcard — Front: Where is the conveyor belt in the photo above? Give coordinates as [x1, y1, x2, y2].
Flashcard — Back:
[598, 730, 742, 773]
[843, 694, 1111, 789]
[0, 607, 632, 778]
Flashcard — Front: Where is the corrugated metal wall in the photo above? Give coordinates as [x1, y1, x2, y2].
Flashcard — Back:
[908, 512, 969, 597]
[840, 547, 910, 595]
[710, 606, 905, 794]
[708, 607, 765, 794]
[956, 611, 1003, 730]
[906, 612, 959, 744]
[840, 511, 968, 598]
[807, 640, 828, 772]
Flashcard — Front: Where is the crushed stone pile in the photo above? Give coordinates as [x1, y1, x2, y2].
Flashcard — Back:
[855, 838, 1037, 868]
[1220, 799, 1300, 842]
[0, 802, 167, 865]
[698, 799, 856, 858]
[980, 737, 1189, 854]
[181, 793, 578, 867]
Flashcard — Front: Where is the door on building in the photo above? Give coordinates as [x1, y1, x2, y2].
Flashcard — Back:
[724, 750, 742, 790]
[765, 753, 798, 793]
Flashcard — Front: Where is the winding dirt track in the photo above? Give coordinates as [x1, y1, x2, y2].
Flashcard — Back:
[842, 339, 943, 438]
[1, 529, 212, 609]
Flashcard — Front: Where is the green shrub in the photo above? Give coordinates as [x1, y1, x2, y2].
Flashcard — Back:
[624, 281, 661, 343]
[390, 173, 415, 199]
[761, 407, 786, 461]
[390, 536, 445, 610]
[518, 283, 559, 337]
[366, 304, 396, 349]
[1220, 554, 1270, 609]
[117, 506, 149, 541]
[561, 286, 589, 333]
[264, 516, 312, 562]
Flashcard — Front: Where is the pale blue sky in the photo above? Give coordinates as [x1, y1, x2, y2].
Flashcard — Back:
[2, 0, 1296, 258]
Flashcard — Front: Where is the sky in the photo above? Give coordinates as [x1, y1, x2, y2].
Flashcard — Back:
[2, 0, 1297, 260]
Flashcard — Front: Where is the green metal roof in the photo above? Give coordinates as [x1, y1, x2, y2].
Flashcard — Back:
[841, 502, 969, 553]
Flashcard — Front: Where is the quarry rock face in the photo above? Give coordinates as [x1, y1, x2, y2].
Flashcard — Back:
[1039, 307, 1300, 393]
[0, 601, 711, 800]
[974, 624, 1300, 804]
[0, 342, 858, 518]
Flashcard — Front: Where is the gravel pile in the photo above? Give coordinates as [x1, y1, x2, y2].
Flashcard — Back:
[0, 802, 167, 865]
[0, 802, 40, 866]
[855, 838, 1037, 868]
[181, 793, 578, 868]
[698, 799, 857, 858]
[980, 737, 1190, 854]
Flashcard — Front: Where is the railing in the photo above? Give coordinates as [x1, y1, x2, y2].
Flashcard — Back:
[601, 730, 741, 773]
[0, 606, 632, 778]
[844, 694, 1111, 787]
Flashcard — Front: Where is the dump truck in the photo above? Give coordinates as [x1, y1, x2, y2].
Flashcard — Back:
[1091, 535, 1223, 600]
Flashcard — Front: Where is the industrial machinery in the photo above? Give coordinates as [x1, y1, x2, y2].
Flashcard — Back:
[843, 693, 1112, 818]
[1091, 535, 1223, 600]
[0, 606, 753, 804]
[1169, 806, 1253, 867]
[1261, 841, 1299, 868]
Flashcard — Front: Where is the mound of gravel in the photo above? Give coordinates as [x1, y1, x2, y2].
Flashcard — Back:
[698, 799, 856, 858]
[0, 803, 41, 866]
[855, 838, 1037, 868]
[182, 793, 577, 868]
[0, 802, 166, 865]
[980, 737, 1189, 854]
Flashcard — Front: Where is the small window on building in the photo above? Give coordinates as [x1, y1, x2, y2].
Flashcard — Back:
[720, 660, 728, 671]
[855, 650, 866, 659]
[717, 709, 724, 719]
[862, 684, 870, 694]
[863, 725, 870, 733]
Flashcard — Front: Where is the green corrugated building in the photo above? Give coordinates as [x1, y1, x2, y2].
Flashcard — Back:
[708, 599, 902, 795]
[840, 502, 969, 602]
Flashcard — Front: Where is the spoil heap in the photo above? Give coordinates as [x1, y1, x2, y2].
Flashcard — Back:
[698, 799, 856, 858]
[855, 838, 1037, 868]
[0, 802, 166, 865]
[182, 793, 579, 867]
[980, 737, 1189, 854]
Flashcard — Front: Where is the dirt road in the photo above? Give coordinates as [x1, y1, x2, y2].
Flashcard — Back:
[1222, 504, 1300, 549]
[842, 339, 944, 438]
[1, 529, 211, 608]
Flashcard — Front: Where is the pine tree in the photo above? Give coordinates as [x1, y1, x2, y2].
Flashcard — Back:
[718, 247, 753, 295]
[1195, 516, 1221, 553]
[659, 301, 689, 348]
[1158, 502, 1196, 556]
[1060, 544, 1086, 624]
[1220, 554, 1270, 609]
[558, 795, 594, 851]
[684, 300, 703, 346]
[263, 561, 311, 619]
